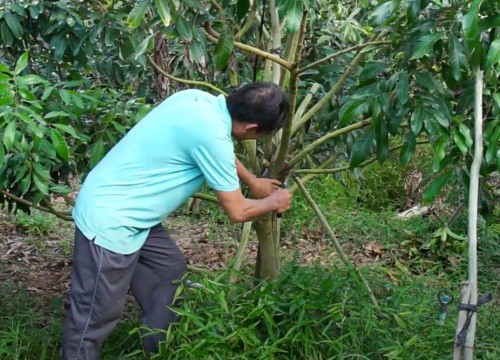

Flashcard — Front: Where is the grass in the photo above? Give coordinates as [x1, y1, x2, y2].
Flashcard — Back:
[0, 161, 498, 359]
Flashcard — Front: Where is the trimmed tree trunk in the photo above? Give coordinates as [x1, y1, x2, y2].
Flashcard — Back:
[254, 213, 280, 280]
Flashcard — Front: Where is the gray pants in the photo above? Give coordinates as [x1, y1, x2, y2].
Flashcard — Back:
[62, 224, 187, 359]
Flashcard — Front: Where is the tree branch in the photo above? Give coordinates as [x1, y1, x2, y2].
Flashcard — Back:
[208, 0, 225, 22]
[147, 55, 227, 95]
[41, 198, 74, 221]
[2, 191, 73, 221]
[292, 32, 388, 136]
[204, 24, 293, 70]
[192, 192, 219, 203]
[271, 9, 308, 179]
[235, 0, 257, 40]
[290, 119, 372, 168]
[298, 41, 391, 74]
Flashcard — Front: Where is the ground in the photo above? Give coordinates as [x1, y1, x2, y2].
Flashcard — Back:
[0, 204, 384, 305]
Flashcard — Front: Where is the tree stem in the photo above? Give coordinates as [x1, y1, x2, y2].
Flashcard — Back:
[464, 68, 483, 360]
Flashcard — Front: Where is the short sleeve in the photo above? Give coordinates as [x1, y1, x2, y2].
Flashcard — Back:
[191, 136, 240, 192]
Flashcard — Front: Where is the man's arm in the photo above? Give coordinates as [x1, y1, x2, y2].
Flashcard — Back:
[215, 187, 291, 223]
[235, 158, 282, 198]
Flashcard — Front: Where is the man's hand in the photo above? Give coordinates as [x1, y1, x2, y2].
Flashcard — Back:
[249, 177, 282, 198]
[215, 187, 292, 223]
[269, 188, 292, 214]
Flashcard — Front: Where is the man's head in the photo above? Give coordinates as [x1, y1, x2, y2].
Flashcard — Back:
[227, 82, 289, 140]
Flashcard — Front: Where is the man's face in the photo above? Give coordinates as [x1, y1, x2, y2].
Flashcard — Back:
[232, 122, 271, 141]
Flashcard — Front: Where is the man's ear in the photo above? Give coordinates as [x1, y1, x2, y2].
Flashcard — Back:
[244, 123, 259, 132]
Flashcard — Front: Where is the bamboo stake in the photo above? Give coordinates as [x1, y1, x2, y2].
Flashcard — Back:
[229, 221, 253, 283]
[292, 174, 380, 310]
[463, 68, 484, 360]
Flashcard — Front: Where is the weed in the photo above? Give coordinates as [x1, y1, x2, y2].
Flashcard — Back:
[13, 210, 57, 237]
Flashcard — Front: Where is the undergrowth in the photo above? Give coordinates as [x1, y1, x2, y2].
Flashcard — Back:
[0, 158, 498, 359]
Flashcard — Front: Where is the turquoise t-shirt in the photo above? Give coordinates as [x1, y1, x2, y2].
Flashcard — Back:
[72, 90, 240, 254]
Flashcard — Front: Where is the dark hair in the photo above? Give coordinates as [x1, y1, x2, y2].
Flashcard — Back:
[226, 82, 289, 133]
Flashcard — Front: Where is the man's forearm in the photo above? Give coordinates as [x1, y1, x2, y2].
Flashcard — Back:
[235, 158, 257, 187]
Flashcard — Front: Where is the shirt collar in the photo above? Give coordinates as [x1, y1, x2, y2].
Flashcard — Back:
[217, 94, 233, 135]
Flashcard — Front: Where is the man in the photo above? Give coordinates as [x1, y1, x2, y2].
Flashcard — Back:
[63, 82, 292, 359]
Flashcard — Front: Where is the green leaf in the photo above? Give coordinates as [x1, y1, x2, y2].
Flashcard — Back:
[54, 41, 67, 62]
[0, 62, 10, 73]
[388, 108, 407, 135]
[126, 0, 151, 29]
[19, 174, 31, 196]
[33, 173, 49, 195]
[60, 89, 72, 105]
[486, 38, 500, 68]
[396, 71, 409, 105]
[45, 111, 71, 119]
[374, 118, 389, 163]
[407, 0, 421, 23]
[50, 129, 70, 162]
[1, 23, 14, 47]
[49, 185, 72, 194]
[32, 162, 51, 181]
[90, 139, 105, 169]
[16, 74, 47, 86]
[13, 165, 29, 185]
[432, 108, 449, 128]
[410, 32, 442, 60]
[370, 1, 399, 25]
[188, 41, 204, 63]
[393, 314, 407, 330]
[462, 0, 484, 41]
[214, 32, 234, 70]
[432, 136, 448, 172]
[134, 34, 155, 60]
[54, 123, 90, 142]
[14, 52, 29, 75]
[453, 128, 468, 155]
[400, 132, 416, 164]
[423, 171, 453, 203]
[41, 87, 54, 100]
[285, 0, 303, 33]
[236, 0, 250, 22]
[154, 0, 171, 26]
[449, 34, 467, 81]
[175, 15, 193, 41]
[410, 106, 425, 134]
[3, 121, 16, 151]
[359, 61, 387, 83]
[0, 143, 5, 168]
[350, 130, 374, 168]
[485, 126, 499, 164]
[339, 99, 370, 124]
[183, 0, 204, 11]
[111, 121, 127, 135]
[458, 123, 473, 148]
[5, 12, 22, 39]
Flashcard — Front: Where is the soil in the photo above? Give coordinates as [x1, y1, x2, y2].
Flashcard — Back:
[0, 206, 385, 302]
